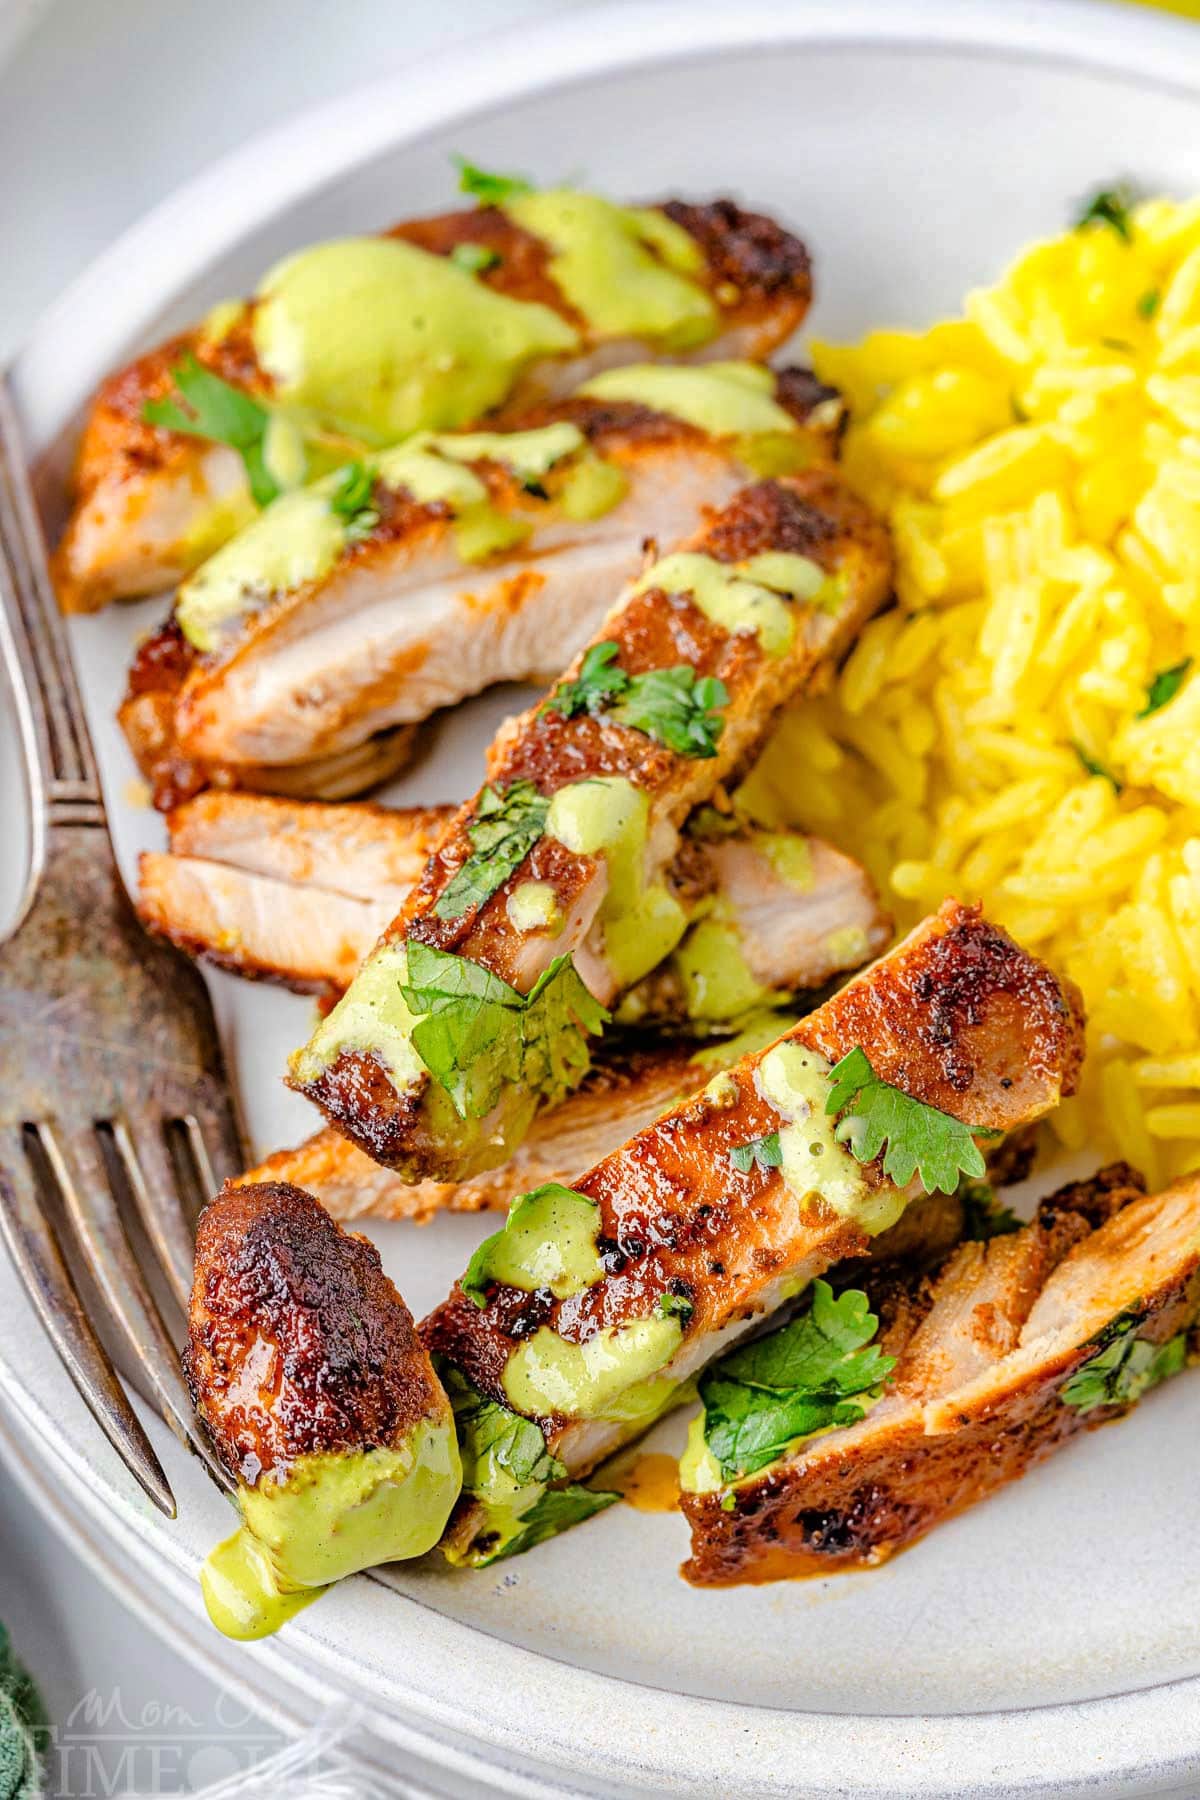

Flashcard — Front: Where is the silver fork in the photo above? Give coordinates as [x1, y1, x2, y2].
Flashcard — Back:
[0, 381, 244, 1514]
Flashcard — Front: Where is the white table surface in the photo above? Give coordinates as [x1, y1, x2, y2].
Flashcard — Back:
[0, 0, 573, 1789]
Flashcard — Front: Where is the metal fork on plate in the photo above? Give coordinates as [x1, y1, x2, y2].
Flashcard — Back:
[0, 381, 244, 1513]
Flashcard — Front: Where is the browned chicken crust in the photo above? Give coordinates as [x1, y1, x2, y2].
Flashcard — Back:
[682, 1162, 1199, 1585]
[185, 1180, 444, 1485]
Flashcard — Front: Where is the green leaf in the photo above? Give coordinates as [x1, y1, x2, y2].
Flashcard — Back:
[1137, 287, 1161, 320]
[541, 643, 728, 758]
[1138, 658, 1192, 718]
[435, 782, 549, 922]
[1071, 739, 1122, 793]
[699, 1279, 895, 1482]
[659, 1292, 695, 1322]
[454, 155, 534, 206]
[1074, 184, 1135, 242]
[541, 641, 629, 721]
[328, 460, 380, 538]
[485, 1484, 619, 1563]
[728, 1130, 783, 1175]
[142, 355, 280, 506]
[1060, 1308, 1188, 1413]
[450, 241, 501, 275]
[958, 1180, 1021, 1241]
[401, 942, 607, 1120]
[609, 665, 728, 759]
[824, 1045, 988, 1196]
[444, 1366, 566, 1489]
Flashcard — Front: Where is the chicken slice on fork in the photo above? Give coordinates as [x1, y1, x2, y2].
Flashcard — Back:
[118, 363, 844, 807]
[289, 470, 893, 1183]
[680, 1163, 1200, 1583]
[55, 188, 814, 613]
[136, 787, 889, 1006]
[422, 901, 1084, 1565]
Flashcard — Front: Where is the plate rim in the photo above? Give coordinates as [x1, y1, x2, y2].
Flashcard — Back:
[8, 0, 1200, 1792]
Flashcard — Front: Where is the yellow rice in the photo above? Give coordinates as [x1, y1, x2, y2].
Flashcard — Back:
[741, 197, 1200, 1187]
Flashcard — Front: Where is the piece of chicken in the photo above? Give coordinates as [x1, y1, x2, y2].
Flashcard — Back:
[681, 1163, 1200, 1583]
[137, 789, 889, 1005]
[118, 367, 843, 809]
[185, 1181, 460, 1637]
[56, 194, 814, 613]
[423, 901, 1085, 1565]
[290, 469, 894, 1183]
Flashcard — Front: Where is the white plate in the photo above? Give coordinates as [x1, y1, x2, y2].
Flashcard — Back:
[6, 3, 1200, 1793]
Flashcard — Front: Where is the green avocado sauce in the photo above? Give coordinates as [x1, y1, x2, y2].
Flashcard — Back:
[632, 550, 834, 659]
[176, 483, 347, 652]
[289, 940, 424, 1094]
[200, 1419, 462, 1641]
[502, 1316, 683, 1420]
[757, 1042, 904, 1235]
[251, 236, 578, 444]
[578, 361, 798, 437]
[469, 1184, 605, 1301]
[503, 191, 716, 350]
[670, 909, 779, 1023]
[507, 880, 564, 935]
[545, 776, 689, 990]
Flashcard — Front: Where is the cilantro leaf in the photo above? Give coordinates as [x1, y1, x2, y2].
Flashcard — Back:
[450, 241, 501, 275]
[728, 1130, 783, 1175]
[659, 1291, 695, 1322]
[609, 665, 728, 759]
[825, 1045, 987, 1195]
[1071, 739, 1122, 792]
[698, 1279, 895, 1482]
[435, 781, 549, 922]
[444, 1367, 566, 1490]
[1074, 184, 1135, 242]
[1060, 1308, 1188, 1413]
[401, 942, 607, 1120]
[958, 1180, 1021, 1241]
[1138, 658, 1192, 718]
[142, 355, 279, 507]
[454, 156, 534, 206]
[541, 642, 629, 720]
[541, 643, 727, 758]
[329, 460, 380, 538]
[484, 1484, 619, 1563]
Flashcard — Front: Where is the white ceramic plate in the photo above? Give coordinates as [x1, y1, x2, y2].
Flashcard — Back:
[6, 3, 1200, 1793]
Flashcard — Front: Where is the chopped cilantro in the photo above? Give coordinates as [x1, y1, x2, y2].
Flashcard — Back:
[541, 641, 727, 758]
[450, 241, 501, 275]
[1060, 1308, 1188, 1412]
[329, 460, 380, 538]
[454, 155, 534, 206]
[1138, 658, 1192, 719]
[1071, 740, 1122, 792]
[958, 1180, 1021, 1240]
[729, 1130, 783, 1175]
[698, 1279, 895, 1482]
[401, 942, 607, 1120]
[1137, 287, 1161, 320]
[1074, 184, 1135, 242]
[142, 356, 279, 506]
[445, 1366, 566, 1489]
[659, 1292, 695, 1322]
[435, 781, 549, 922]
[825, 1045, 988, 1196]
[485, 1484, 619, 1562]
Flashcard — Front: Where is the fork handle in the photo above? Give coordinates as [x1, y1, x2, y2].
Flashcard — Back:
[0, 381, 103, 827]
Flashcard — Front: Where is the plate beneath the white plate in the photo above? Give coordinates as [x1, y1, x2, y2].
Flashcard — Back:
[7, 3, 1200, 1793]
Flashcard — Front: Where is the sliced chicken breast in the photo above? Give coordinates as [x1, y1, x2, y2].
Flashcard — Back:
[422, 901, 1084, 1564]
[290, 469, 894, 1184]
[681, 1164, 1200, 1584]
[119, 367, 843, 807]
[56, 193, 814, 613]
